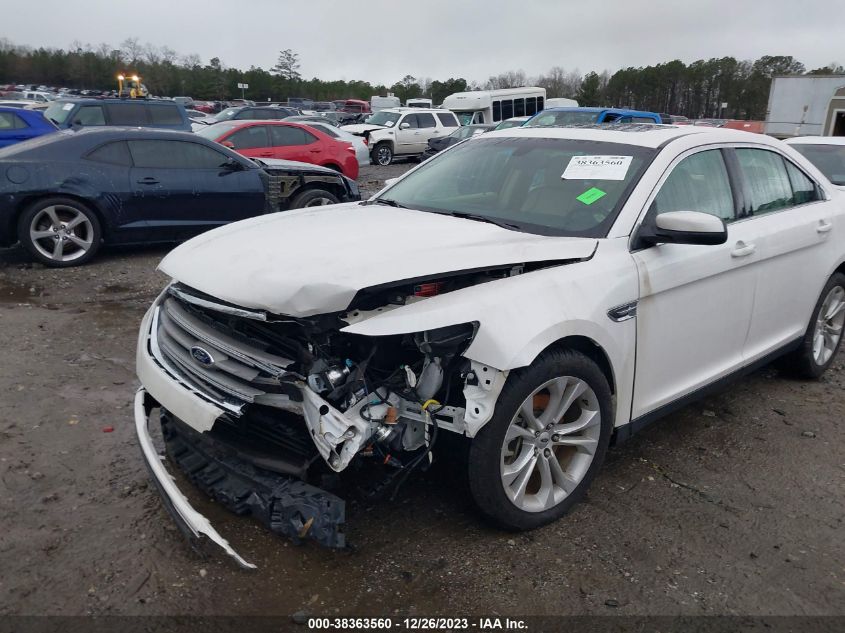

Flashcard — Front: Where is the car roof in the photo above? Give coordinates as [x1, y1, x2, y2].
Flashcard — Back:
[542, 106, 659, 116]
[378, 107, 444, 114]
[785, 136, 845, 146]
[485, 122, 772, 149]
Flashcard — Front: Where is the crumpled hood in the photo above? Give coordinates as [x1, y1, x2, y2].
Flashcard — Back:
[158, 203, 597, 317]
[340, 124, 386, 135]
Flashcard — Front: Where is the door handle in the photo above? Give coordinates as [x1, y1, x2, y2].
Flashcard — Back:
[136, 177, 160, 185]
[817, 219, 833, 234]
[731, 241, 756, 258]
[309, 149, 320, 153]
[259, 152, 274, 157]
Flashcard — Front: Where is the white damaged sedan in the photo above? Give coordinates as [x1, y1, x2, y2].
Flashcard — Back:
[134, 123, 845, 566]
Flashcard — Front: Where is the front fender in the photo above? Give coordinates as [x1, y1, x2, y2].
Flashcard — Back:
[342, 239, 639, 428]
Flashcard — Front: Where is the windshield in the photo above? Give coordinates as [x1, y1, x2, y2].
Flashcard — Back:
[365, 111, 400, 127]
[526, 111, 600, 127]
[456, 111, 478, 126]
[43, 101, 73, 125]
[494, 119, 526, 131]
[378, 137, 655, 237]
[194, 122, 240, 140]
[791, 144, 845, 186]
[210, 108, 241, 122]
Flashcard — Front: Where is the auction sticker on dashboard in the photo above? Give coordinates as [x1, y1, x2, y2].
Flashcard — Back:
[562, 155, 633, 180]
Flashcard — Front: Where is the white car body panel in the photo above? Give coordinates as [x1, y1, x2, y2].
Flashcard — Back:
[158, 203, 598, 317]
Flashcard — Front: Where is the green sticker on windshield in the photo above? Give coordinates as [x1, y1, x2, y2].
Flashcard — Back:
[576, 187, 607, 205]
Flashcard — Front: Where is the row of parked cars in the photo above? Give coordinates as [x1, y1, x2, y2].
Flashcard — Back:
[2, 96, 844, 269]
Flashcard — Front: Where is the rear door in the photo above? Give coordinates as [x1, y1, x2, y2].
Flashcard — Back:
[732, 147, 840, 361]
[105, 102, 151, 127]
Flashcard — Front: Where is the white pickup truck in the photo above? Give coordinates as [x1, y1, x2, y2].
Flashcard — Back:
[342, 108, 460, 165]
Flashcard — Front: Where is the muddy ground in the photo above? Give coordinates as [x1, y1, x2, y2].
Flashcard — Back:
[0, 162, 843, 618]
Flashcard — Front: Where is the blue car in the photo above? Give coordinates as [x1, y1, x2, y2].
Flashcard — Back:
[0, 107, 57, 147]
[524, 107, 663, 127]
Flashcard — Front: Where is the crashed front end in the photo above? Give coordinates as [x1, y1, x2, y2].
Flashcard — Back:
[134, 276, 508, 566]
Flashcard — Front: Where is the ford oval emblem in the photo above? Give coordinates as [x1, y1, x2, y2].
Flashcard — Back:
[190, 346, 214, 367]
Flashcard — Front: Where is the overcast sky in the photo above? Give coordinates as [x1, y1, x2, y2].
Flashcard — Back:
[4, 0, 843, 86]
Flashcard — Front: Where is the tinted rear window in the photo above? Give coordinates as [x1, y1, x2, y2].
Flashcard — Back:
[149, 104, 184, 125]
[106, 103, 149, 126]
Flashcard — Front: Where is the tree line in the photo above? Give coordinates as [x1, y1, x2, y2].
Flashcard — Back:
[1, 38, 841, 120]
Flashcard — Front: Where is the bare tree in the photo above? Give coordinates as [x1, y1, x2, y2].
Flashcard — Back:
[181, 53, 202, 68]
[485, 70, 527, 90]
[120, 37, 143, 65]
[144, 43, 161, 65]
[160, 46, 178, 65]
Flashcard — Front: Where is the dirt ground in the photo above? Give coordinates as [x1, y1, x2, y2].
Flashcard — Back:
[1, 162, 843, 619]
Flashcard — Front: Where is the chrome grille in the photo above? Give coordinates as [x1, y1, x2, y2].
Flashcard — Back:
[152, 293, 296, 413]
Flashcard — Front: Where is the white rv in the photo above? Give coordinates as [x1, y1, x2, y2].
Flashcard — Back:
[545, 97, 579, 109]
[441, 87, 546, 125]
[370, 95, 402, 112]
[406, 98, 433, 108]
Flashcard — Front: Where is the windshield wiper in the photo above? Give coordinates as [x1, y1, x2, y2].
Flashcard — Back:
[370, 198, 408, 208]
[447, 211, 522, 231]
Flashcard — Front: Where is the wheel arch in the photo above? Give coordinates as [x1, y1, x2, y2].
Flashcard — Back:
[533, 335, 616, 396]
[15, 193, 109, 239]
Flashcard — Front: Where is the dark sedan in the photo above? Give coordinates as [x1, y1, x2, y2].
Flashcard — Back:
[422, 124, 495, 159]
[0, 128, 359, 267]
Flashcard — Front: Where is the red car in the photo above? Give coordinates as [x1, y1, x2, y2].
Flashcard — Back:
[197, 120, 359, 179]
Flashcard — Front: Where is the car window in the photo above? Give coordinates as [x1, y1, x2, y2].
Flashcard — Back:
[270, 125, 317, 146]
[86, 141, 133, 166]
[310, 124, 339, 138]
[653, 149, 735, 221]
[234, 109, 253, 120]
[75, 105, 105, 126]
[784, 160, 820, 205]
[149, 104, 184, 125]
[736, 149, 794, 215]
[128, 140, 230, 169]
[0, 112, 27, 129]
[400, 114, 419, 129]
[105, 103, 150, 126]
[416, 113, 436, 128]
[789, 144, 845, 186]
[227, 126, 269, 150]
[437, 112, 458, 127]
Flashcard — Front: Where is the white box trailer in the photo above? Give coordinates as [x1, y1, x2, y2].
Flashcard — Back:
[765, 75, 845, 138]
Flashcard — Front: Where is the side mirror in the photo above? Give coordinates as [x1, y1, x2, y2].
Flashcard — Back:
[638, 211, 727, 247]
[221, 157, 244, 172]
[221, 140, 235, 149]
[399, 122, 410, 130]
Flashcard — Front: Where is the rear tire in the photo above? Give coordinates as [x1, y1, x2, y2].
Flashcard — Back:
[780, 272, 845, 378]
[17, 197, 101, 267]
[289, 188, 340, 209]
[372, 143, 393, 166]
[467, 349, 613, 531]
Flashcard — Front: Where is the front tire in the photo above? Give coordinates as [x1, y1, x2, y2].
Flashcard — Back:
[372, 142, 393, 166]
[468, 349, 613, 531]
[289, 188, 340, 209]
[18, 197, 101, 267]
[782, 272, 845, 378]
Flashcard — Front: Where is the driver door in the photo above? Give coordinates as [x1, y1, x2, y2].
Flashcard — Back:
[631, 148, 758, 419]
[395, 114, 420, 153]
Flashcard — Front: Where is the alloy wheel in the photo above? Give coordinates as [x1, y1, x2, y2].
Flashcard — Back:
[29, 205, 94, 263]
[812, 285, 845, 365]
[500, 376, 601, 513]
